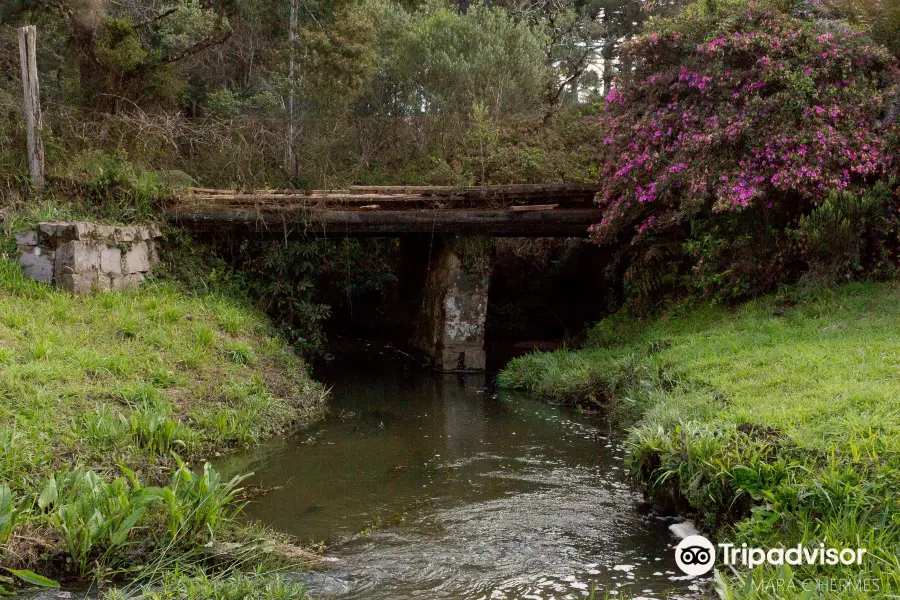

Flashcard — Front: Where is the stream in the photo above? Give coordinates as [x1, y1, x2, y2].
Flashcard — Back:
[216, 347, 703, 599]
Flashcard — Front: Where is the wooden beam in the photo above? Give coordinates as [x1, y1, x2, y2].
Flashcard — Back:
[347, 183, 599, 197]
[169, 208, 604, 237]
[508, 204, 559, 212]
[175, 183, 601, 211]
[18, 25, 44, 187]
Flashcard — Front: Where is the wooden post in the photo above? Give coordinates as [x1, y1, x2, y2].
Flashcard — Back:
[18, 25, 45, 187]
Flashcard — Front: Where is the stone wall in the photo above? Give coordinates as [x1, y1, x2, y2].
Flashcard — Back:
[17, 222, 161, 293]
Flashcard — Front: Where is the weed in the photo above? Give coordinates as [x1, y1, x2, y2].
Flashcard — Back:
[149, 368, 185, 388]
[209, 405, 262, 447]
[72, 406, 129, 450]
[191, 325, 216, 348]
[0, 484, 22, 544]
[27, 339, 53, 361]
[161, 459, 248, 541]
[45, 469, 160, 577]
[116, 318, 140, 340]
[0, 349, 14, 366]
[128, 397, 190, 456]
[0, 429, 39, 487]
[216, 305, 249, 334]
[223, 342, 255, 365]
[107, 567, 308, 600]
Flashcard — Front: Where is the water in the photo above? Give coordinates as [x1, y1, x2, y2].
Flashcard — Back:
[217, 349, 703, 599]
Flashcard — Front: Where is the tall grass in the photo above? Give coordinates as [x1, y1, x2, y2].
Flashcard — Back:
[0, 484, 22, 545]
[106, 567, 308, 600]
[128, 394, 191, 457]
[162, 459, 249, 540]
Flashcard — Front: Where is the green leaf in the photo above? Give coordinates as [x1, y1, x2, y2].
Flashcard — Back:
[3, 569, 60, 589]
[37, 476, 57, 510]
[110, 505, 148, 546]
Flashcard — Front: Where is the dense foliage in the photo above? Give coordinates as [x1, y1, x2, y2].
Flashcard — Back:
[0, 0, 645, 190]
[591, 0, 900, 301]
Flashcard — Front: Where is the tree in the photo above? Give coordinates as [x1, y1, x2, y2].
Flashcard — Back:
[590, 0, 899, 299]
[32, 0, 230, 108]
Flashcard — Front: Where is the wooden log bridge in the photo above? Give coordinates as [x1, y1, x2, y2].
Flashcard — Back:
[168, 183, 602, 373]
[167, 183, 602, 237]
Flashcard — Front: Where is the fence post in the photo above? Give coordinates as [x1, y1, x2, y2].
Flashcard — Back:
[18, 25, 45, 187]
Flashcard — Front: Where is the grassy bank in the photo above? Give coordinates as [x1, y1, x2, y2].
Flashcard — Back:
[500, 282, 900, 598]
[0, 223, 327, 595]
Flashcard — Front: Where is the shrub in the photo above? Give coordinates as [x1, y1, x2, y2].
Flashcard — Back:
[161, 460, 247, 540]
[63, 150, 170, 221]
[590, 0, 900, 300]
[798, 179, 897, 284]
[830, 0, 900, 58]
[44, 470, 160, 576]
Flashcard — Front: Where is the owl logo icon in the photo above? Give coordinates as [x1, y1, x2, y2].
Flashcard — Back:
[675, 535, 715, 576]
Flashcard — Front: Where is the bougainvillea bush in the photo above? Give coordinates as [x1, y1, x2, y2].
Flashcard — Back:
[591, 0, 900, 300]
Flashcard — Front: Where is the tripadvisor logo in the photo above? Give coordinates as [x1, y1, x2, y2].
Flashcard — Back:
[675, 535, 869, 577]
[675, 535, 716, 576]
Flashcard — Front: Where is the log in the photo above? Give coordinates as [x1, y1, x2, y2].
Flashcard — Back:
[169, 208, 604, 237]
[18, 25, 44, 187]
[184, 187, 353, 195]
[348, 183, 599, 197]
[508, 204, 559, 212]
[175, 183, 600, 211]
[184, 193, 426, 202]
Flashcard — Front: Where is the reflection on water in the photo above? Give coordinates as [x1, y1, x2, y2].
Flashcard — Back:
[217, 349, 703, 599]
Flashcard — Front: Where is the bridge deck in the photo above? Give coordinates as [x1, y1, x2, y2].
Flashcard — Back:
[168, 184, 603, 237]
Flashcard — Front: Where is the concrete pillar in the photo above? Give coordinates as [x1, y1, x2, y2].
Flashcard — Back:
[410, 236, 491, 371]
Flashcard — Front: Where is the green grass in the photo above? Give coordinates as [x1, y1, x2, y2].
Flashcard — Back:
[499, 282, 900, 599]
[105, 567, 308, 600]
[0, 244, 327, 594]
[0, 258, 325, 472]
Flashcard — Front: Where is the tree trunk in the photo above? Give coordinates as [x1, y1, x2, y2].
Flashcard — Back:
[18, 25, 44, 186]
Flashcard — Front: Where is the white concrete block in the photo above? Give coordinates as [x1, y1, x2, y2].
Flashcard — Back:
[15, 231, 38, 246]
[122, 242, 150, 273]
[20, 252, 53, 284]
[110, 272, 144, 291]
[58, 272, 98, 294]
[101, 247, 123, 274]
[56, 241, 101, 275]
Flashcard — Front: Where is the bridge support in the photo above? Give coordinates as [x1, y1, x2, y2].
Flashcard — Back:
[407, 236, 491, 372]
